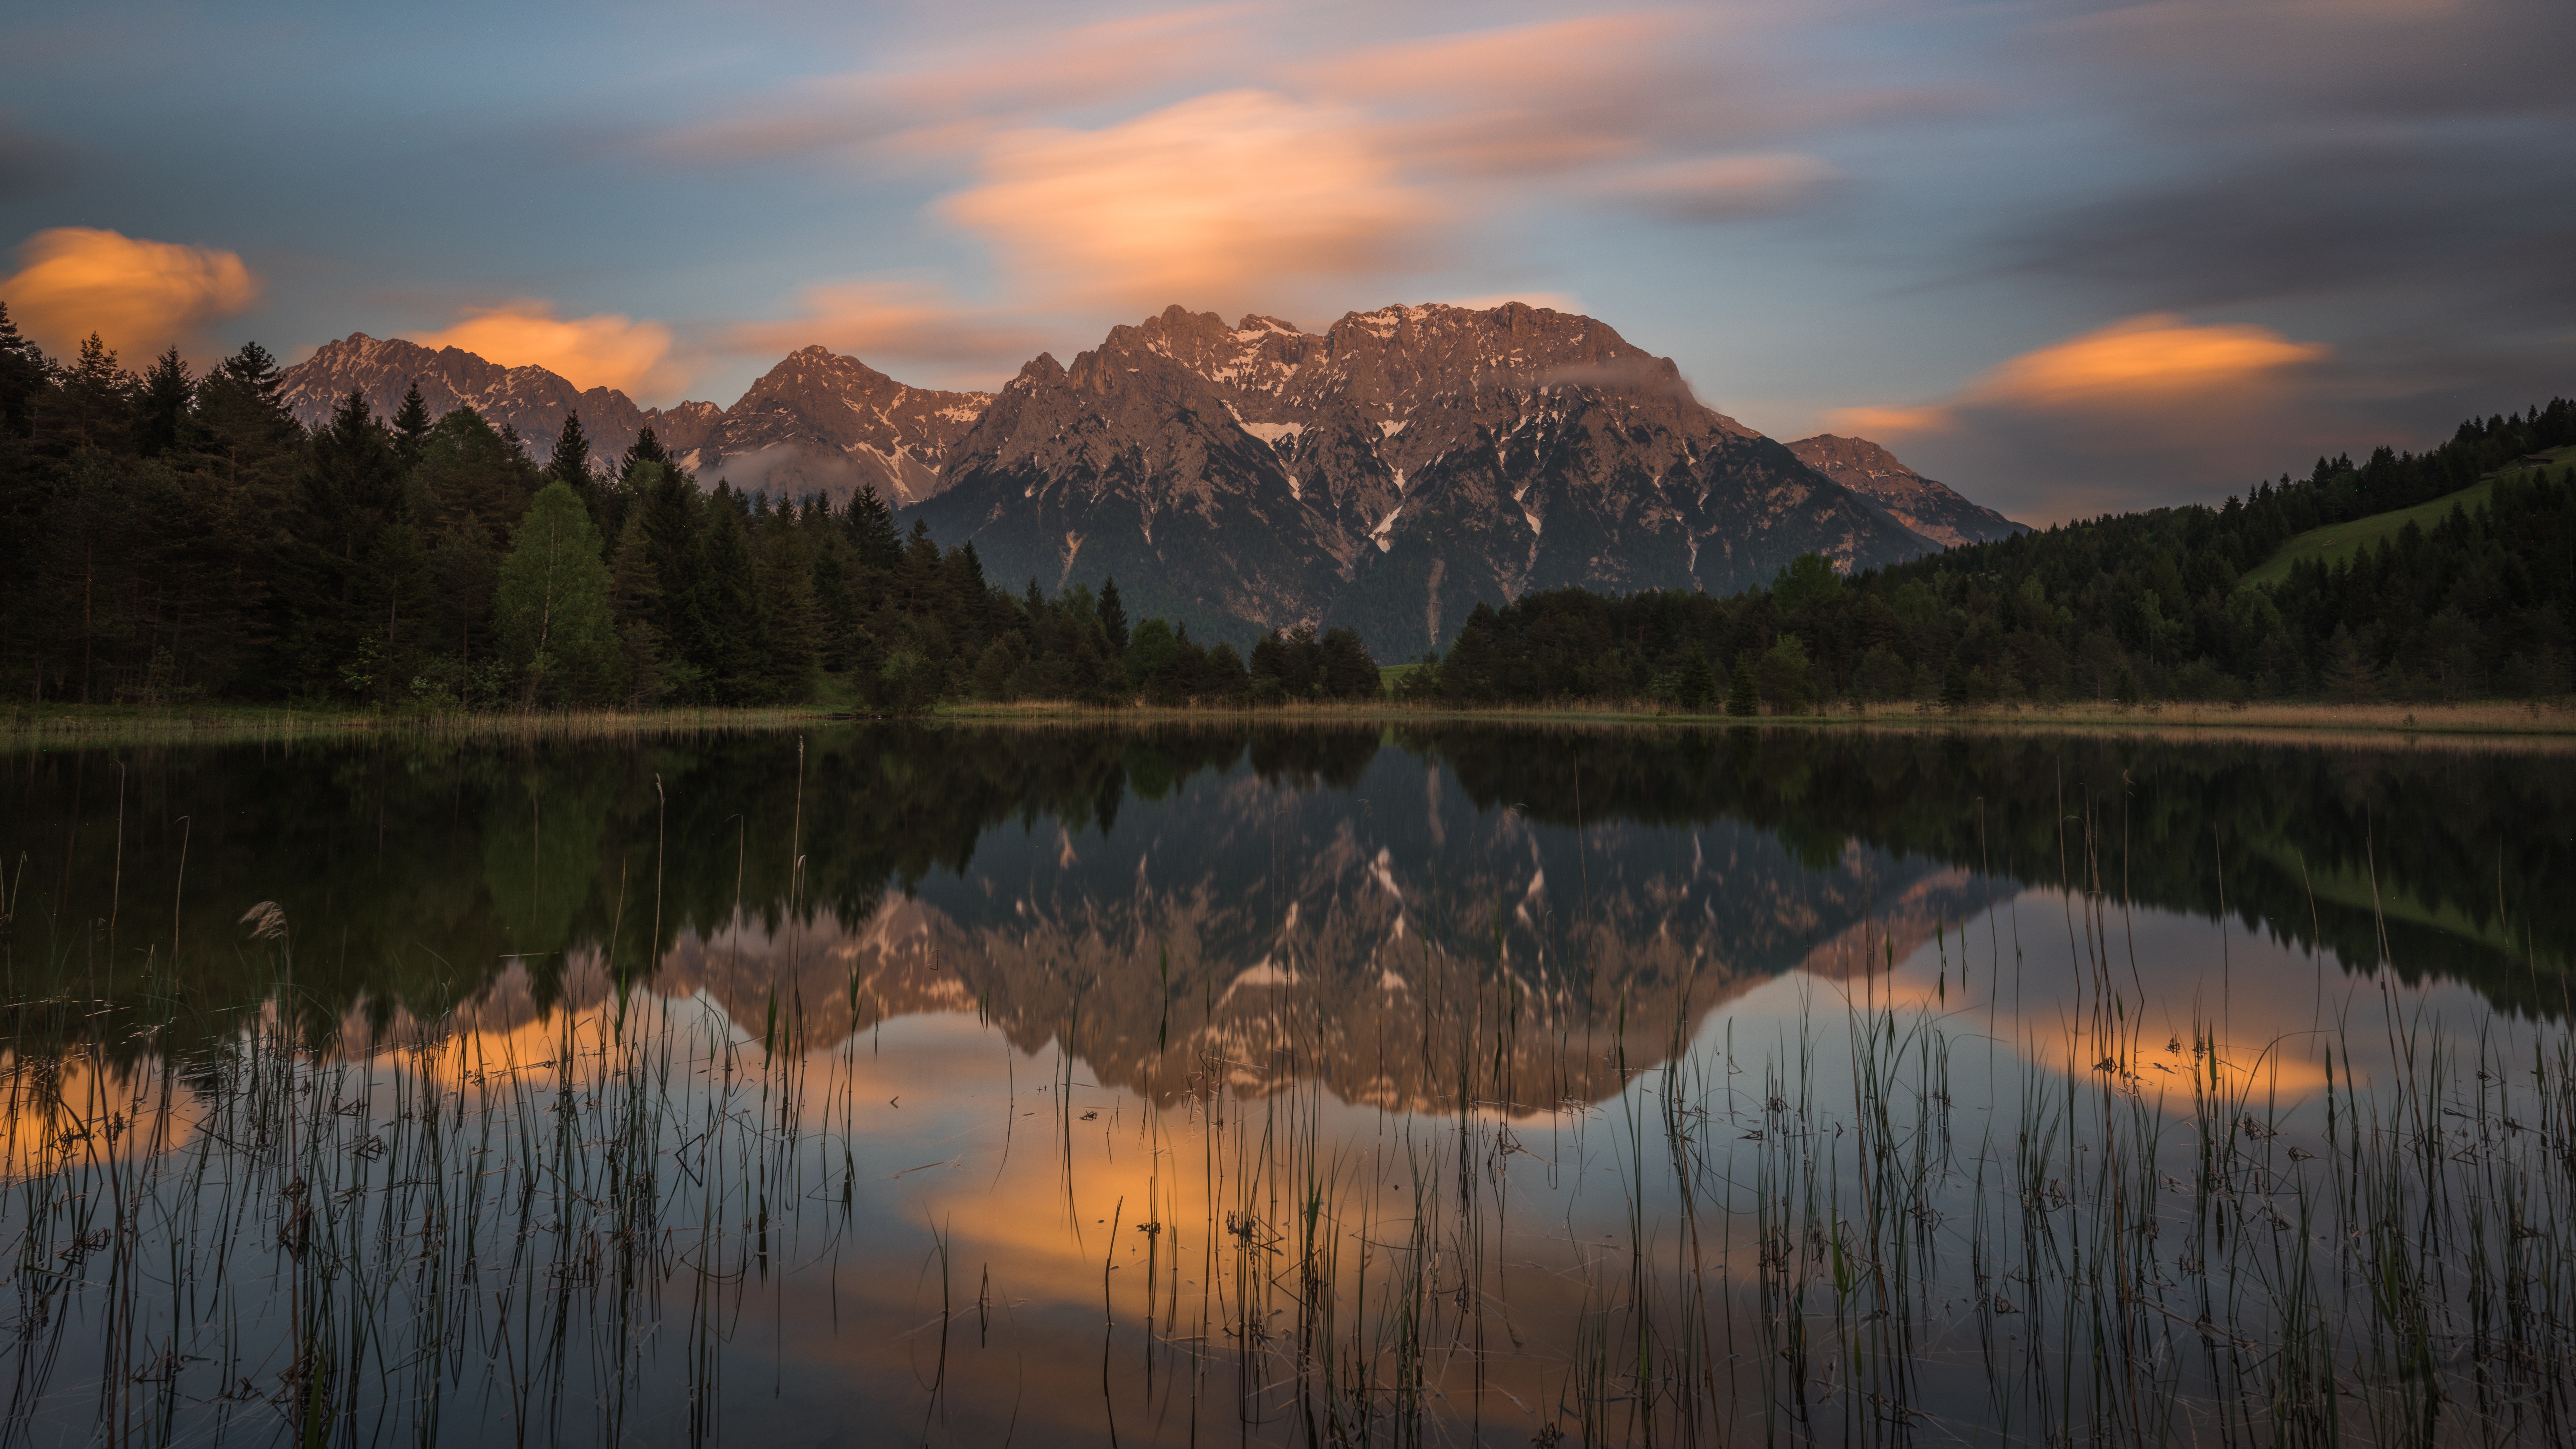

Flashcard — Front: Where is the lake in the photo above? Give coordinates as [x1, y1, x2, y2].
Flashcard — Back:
[5, 722, 2572, 1447]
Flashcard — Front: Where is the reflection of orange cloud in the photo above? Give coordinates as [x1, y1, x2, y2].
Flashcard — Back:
[2, 226, 259, 358]
[1, 1054, 201, 1176]
[1821, 313, 2331, 439]
[938, 90, 1438, 308]
[408, 300, 686, 397]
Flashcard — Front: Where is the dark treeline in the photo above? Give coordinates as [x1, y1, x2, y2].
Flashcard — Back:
[0, 310, 1381, 710]
[1402, 401, 2576, 709]
[7, 726, 2566, 1062]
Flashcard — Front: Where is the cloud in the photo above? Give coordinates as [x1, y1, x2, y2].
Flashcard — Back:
[725, 280, 1049, 381]
[651, 6, 1255, 167]
[1, 226, 260, 359]
[1601, 152, 1843, 220]
[937, 90, 1440, 310]
[407, 301, 687, 398]
[1821, 314, 2338, 521]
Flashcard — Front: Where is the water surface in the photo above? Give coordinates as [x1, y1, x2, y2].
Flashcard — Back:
[6, 724, 2572, 1446]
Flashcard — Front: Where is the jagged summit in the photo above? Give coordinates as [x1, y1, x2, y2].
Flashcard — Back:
[912, 299, 1941, 656]
[1786, 433, 2024, 548]
[698, 346, 988, 505]
[276, 333, 717, 462]
[277, 334, 985, 503]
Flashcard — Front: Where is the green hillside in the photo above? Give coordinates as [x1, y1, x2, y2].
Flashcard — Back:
[2242, 443, 2576, 588]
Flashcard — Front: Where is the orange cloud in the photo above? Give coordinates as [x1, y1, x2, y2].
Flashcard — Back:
[407, 300, 687, 397]
[1, 226, 259, 359]
[1977, 313, 2331, 407]
[1822, 313, 2331, 436]
[937, 90, 1439, 309]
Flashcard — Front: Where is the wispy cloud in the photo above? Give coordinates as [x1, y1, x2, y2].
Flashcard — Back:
[937, 89, 1441, 312]
[1, 226, 259, 360]
[1823, 314, 2337, 521]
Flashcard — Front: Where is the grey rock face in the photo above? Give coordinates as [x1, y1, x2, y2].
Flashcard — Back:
[689, 346, 989, 506]
[275, 333, 718, 464]
[920, 302, 1942, 657]
[1786, 434, 2025, 549]
[277, 336, 986, 504]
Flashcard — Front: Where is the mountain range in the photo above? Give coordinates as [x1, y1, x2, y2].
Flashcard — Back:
[278, 303, 2024, 657]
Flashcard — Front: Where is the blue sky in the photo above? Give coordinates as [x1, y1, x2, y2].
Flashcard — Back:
[3, 0, 2569, 520]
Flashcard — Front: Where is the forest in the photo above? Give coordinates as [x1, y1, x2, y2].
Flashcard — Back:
[0, 311, 1380, 711]
[1403, 399, 2575, 709]
[2, 302, 2566, 715]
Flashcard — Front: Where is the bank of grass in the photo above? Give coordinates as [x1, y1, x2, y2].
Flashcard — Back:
[2240, 441, 2576, 588]
[0, 701, 833, 751]
[12, 691, 2572, 750]
[940, 694, 2576, 737]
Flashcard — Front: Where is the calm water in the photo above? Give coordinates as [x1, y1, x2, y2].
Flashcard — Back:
[5, 724, 2572, 1447]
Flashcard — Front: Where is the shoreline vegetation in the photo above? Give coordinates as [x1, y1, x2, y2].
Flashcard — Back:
[9, 694, 2572, 749]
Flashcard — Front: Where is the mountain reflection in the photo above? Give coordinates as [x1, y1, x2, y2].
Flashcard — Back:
[6, 724, 2569, 1093]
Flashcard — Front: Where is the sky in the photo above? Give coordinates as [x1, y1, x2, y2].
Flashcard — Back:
[1, 0, 2569, 522]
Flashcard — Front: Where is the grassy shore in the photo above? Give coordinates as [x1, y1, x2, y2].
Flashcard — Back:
[9, 693, 2571, 750]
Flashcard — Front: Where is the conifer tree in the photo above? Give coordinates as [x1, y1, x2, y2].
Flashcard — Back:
[0, 301, 49, 439]
[696, 497, 764, 702]
[392, 380, 432, 467]
[753, 514, 819, 701]
[136, 346, 192, 457]
[632, 462, 707, 691]
[1098, 575, 1129, 654]
[843, 484, 900, 574]
[618, 426, 668, 486]
[608, 511, 666, 706]
[1725, 652, 1760, 716]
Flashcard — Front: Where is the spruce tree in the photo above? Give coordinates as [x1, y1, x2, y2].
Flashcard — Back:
[753, 516, 820, 701]
[618, 426, 668, 487]
[608, 511, 666, 706]
[392, 380, 432, 467]
[696, 499, 764, 703]
[0, 301, 49, 439]
[843, 484, 900, 574]
[1098, 575, 1130, 654]
[136, 346, 192, 457]
[547, 410, 603, 534]
[1724, 652, 1760, 716]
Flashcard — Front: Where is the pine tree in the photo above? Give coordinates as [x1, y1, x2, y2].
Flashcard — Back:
[1098, 575, 1130, 654]
[546, 410, 602, 527]
[392, 380, 432, 468]
[753, 515, 819, 701]
[618, 426, 668, 487]
[0, 301, 49, 439]
[1724, 652, 1760, 716]
[136, 346, 192, 457]
[843, 484, 900, 574]
[494, 481, 623, 705]
[608, 511, 666, 706]
[696, 500, 764, 703]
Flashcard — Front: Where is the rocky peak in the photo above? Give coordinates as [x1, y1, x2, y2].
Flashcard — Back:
[277, 332, 716, 466]
[697, 344, 990, 505]
[1786, 434, 2024, 549]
